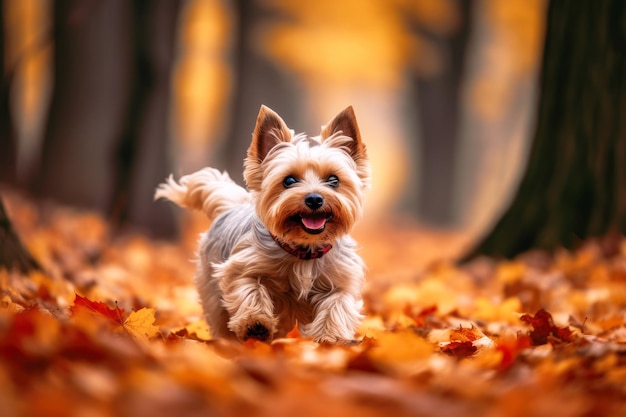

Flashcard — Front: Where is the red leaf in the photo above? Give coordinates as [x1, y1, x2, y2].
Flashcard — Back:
[404, 305, 438, 327]
[520, 309, 573, 345]
[496, 334, 532, 372]
[5, 307, 38, 339]
[442, 341, 477, 358]
[449, 326, 482, 342]
[70, 294, 125, 324]
[286, 323, 300, 339]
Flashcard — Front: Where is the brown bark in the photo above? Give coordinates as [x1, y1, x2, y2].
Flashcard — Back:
[0, 5, 17, 184]
[413, 0, 472, 226]
[0, 197, 40, 273]
[34, 0, 133, 210]
[463, 0, 626, 259]
[220, 0, 302, 185]
[110, 0, 182, 237]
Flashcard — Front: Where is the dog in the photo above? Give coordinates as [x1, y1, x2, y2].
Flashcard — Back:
[155, 105, 370, 343]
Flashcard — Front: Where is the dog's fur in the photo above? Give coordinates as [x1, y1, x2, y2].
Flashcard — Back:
[155, 105, 370, 343]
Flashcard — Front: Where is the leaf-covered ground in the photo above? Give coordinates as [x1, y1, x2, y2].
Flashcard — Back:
[1, 193, 626, 417]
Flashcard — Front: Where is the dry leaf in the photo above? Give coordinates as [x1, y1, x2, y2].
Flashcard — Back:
[3, 193, 626, 416]
[123, 308, 160, 342]
[521, 309, 574, 345]
[70, 293, 125, 323]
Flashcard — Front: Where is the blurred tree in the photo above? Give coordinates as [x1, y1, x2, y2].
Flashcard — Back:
[464, 0, 626, 259]
[0, 5, 17, 184]
[32, 0, 180, 237]
[34, 0, 132, 210]
[452, 0, 546, 237]
[0, 197, 40, 273]
[220, 0, 301, 185]
[413, 0, 472, 226]
[111, 0, 182, 237]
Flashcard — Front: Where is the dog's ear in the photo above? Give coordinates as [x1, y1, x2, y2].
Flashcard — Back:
[321, 106, 370, 189]
[245, 105, 291, 191]
[321, 106, 367, 163]
[249, 105, 292, 163]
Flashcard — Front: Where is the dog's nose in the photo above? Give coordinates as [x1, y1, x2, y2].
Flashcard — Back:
[304, 193, 324, 210]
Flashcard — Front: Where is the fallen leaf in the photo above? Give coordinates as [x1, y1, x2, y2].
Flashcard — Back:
[70, 294, 125, 324]
[520, 309, 573, 345]
[184, 319, 212, 341]
[441, 341, 477, 358]
[495, 333, 532, 371]
[4, 192, 626, 416]
[405, 305, 438, 328]
[449, 326, 482, 342]
[122, 308, 160, 342]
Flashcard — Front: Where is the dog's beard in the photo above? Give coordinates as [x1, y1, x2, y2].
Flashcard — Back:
[258, 190, 360, 248]
[266, 207, 345, 247]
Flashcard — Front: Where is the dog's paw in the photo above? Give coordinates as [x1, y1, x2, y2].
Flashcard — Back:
[300, 321, 357, 345]
[229, 314, 277, 343]
[245, 321, 271, 342]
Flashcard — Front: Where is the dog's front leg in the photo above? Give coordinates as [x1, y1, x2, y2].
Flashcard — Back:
[300, 290, 363, 344]
[218, 269, 278, 342]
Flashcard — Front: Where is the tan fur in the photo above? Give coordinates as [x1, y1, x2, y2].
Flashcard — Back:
[155, 105, 370, 343]
[154, 168, 250, 221]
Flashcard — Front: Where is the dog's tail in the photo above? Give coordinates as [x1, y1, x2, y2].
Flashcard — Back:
[154, 168, 251, 222]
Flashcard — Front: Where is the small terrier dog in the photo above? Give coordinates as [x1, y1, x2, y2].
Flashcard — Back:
[155, 105, 370, 343]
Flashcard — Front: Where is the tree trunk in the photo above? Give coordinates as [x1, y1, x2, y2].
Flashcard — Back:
[0, 197, 40, 273]
[33, 0, 133, 211]
[413, 0, 472, 226]
[32, 0, 180, 238]
[110, 0, 181, 237]
[463, 0, 626, 259]
[220, 0, 301, 185]
[0, 4, 17, 184]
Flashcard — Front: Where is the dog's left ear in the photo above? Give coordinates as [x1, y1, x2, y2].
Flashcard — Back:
[321, 106, 370, 189]
[321, 106, 368, 163]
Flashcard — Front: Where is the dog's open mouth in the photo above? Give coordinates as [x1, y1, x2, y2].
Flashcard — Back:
[295, 212, 333, 234]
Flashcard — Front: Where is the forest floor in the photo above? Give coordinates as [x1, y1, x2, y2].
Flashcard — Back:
[1, 192, 626, 417]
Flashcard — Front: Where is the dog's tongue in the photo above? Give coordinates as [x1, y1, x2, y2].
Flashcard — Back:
[301, 216, 326, 230]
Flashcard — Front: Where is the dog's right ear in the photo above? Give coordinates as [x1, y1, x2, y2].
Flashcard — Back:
[245, 105, 292, 191]
[249, 105, 292, 163]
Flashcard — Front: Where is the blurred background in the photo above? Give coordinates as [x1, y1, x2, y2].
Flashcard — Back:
[0, 0, 547, 246]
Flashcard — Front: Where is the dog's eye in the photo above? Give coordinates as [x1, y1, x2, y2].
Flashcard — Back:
[283, 175, 298, 188]
[327, 175, 339, 188]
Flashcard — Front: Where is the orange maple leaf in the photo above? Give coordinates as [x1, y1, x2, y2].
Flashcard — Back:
[449, 326, 482, 342]
[405, 305, 438, 328]
[496, 334, 532, 372]
[286, 323, 301, 339]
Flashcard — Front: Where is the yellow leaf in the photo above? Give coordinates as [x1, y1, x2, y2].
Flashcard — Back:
[495, 261, 526, 284]
[185, 319, 211, 341]
[473, 296, 522, 323]
[368, 329, 434, 377]
[123, 308, 160, 342]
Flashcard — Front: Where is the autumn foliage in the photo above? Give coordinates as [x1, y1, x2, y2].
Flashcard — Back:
[2, 194, 626, 417]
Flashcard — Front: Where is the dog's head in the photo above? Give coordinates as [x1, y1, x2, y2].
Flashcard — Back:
[244, 105, 370, 247]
